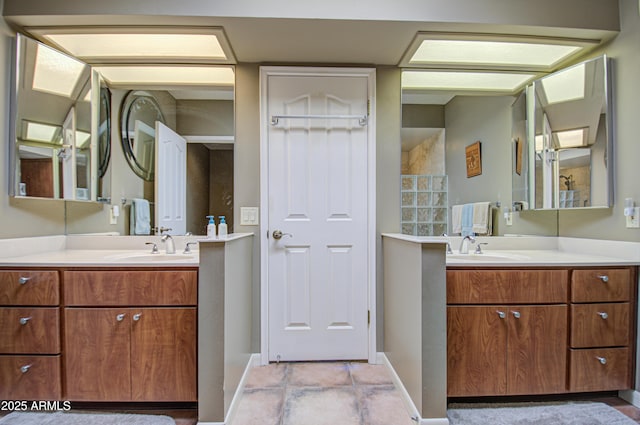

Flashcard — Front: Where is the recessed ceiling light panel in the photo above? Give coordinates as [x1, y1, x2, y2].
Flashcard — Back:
[402, 70, 536, 93]
[94, 65, 235, 87]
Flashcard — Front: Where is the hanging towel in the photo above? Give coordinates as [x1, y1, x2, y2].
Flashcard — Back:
[130, 198, 151, 235]
[461, 203, 474, 237]
[451, 204, 463, 234]
[472, 202, 492, 235]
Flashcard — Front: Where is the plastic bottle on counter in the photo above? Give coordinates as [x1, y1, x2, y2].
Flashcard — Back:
[206, 215, 217, 239]
[218, 216, 228, 238]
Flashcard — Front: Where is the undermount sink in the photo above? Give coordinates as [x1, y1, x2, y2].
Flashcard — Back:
[447, 252, 530, 262]
[105, 252, 197, 262]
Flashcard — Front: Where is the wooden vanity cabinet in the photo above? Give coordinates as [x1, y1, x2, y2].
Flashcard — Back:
[447, 269, 569, 397]
[568, 267, 635, 392]
[63, 269, 197, 402]
[0, 269, 61, 400]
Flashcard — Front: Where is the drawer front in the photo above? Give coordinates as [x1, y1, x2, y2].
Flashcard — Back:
[570, 303, 630, 348]
[0, 270, 59, 305]
[0, 355, 61, 400]
[569, 348, 631, 392]
[64, 270, 197, 306]
[0, 308, 60, 354]
[447, 270, 568, 304]
[571, 268, 631, 302]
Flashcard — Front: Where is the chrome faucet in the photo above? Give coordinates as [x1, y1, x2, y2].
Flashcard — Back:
[161, 234, 176, 254]
[442, 233, 453, 254]
[459, 235, 476, 254]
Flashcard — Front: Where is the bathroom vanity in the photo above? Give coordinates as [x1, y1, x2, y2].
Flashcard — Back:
[382, 234, 640, 424]
[0, 234, 254, 425]
[447, 267, 636, 397]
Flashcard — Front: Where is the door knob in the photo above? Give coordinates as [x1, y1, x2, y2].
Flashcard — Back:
[272, 230, 293, 240]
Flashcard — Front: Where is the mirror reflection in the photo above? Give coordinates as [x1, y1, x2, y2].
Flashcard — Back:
[11, 34, 97, 200]
[530, 55, 612, 209]
[110, 86, 234, 236]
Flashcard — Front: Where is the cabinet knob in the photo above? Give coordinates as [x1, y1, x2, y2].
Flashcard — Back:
[511, 311, 521, 319]
[133, 313, 142, 322]
[18, 276, 30, 285]
[116, 313, 126, 322]
[20, 364, 32, 373]
[596, 356, 607, 365]
[597, 275, 609, 283]
[496, 311, 506, 319]
[19, 317, 32, 325]
[597, 312, 609, 320]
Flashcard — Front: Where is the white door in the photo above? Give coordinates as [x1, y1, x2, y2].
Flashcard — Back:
[265, 70, 371, 361]
[155, 122, 187, 235]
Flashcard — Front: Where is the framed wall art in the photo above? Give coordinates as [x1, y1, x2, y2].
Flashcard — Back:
[465, 141, 482, 178]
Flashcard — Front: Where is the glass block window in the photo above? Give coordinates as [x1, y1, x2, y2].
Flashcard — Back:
[401, 175, 448, 236]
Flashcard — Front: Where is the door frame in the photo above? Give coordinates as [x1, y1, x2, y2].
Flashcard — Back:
[259, 66, 377, 365]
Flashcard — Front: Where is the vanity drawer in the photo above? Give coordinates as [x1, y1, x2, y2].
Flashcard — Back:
[0, 270, 59, 305]
[0, 355, 61, 400]
[571, 268, 631, 302]
[570, 303, 630, 348]
[64, 270, 197, 306]
[0, 308, 60, 354]
[447, 270, 568, 304]
[569, 348, 631, 392]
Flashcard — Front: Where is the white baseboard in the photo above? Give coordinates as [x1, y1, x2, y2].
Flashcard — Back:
[222, 353, 261, 425]
[378, 353, 450, 425]
[619, 389, 640, 408]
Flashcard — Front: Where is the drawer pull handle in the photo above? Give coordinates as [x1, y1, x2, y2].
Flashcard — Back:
[133, 313, 142, 322]
[496, 311, 506, 319]
[116, 313, 126, 322]
[20, 364, 32, 373]
[19, 317, 32, 325]
[18, 276, 31, 285]
[511, 311, 521, 319]
[597, 275, 609, 283]
[597, 312, 609, 320]
[596, 356, 607, 365]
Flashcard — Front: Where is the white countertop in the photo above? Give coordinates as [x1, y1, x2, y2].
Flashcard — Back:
[382, 233, 640, 267]
[0, 233, 254, 267]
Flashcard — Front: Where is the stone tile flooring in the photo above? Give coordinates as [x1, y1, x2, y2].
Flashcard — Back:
[229, 362, 414, 425]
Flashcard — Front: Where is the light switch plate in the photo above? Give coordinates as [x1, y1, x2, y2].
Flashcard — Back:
[241, 207, 259, 226]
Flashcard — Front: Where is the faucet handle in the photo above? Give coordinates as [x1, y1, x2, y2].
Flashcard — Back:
[145, 242, 159, 254]
[183, 242, 198, 254]
[475, 242, 488, 254]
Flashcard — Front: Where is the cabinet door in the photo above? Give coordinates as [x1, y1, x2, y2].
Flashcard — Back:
[447, 306, 508, 396]
[0, 308, 60, 354]
[130, 308, 196, 401]
[64, 308, 131, 401]
[507, 305, 567, 395]
[0, 355, 61, 400]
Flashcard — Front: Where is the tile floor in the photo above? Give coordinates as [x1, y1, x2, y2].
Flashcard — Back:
[229, 361, 415, 425]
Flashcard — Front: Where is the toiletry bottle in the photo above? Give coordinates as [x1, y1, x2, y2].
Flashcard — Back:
[218, 216, 228, 238]
[206, 215, 217, 238]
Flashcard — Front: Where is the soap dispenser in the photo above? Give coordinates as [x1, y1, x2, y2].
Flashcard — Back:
[218, 216, 228, 238]
[206, 215, 216, 239]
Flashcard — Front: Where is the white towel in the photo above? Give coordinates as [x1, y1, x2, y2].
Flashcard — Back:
[472, 202, 492, 235]
[452, 204, 463, 234]
[130, 198, 151, 235]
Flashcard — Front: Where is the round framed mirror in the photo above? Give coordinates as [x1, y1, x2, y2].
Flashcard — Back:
[97, 86, 111, 178]
[120, 90, 166, 181]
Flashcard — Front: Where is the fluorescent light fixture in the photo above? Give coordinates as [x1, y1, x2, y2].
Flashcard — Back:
[535, 135, 545, 151]
[25, 121, 62, 143]
[33, 43, 86, 98]
[76, 130, 91, 148]
[401, 33, 599, 71]
[402, 70, 535, 93]
[553, 128, 588, 148]
[94, 65, 235, 87]
[28, 27, 236, 64]
[540, 63, 586, 104]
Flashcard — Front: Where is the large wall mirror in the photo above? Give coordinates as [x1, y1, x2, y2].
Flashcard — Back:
[107, 85, 234, 236]
[525, 55, 612, 210]
[10, 34, 101, 201]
